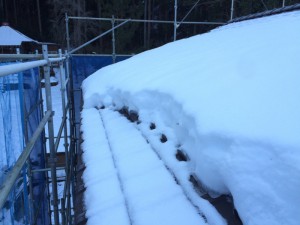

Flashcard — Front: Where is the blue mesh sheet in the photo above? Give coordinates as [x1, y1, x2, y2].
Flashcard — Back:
[70, 55, 130, 150]
[0, 65, 49, 224]
[0, 72, 24, 225]
[22, 68, 48, 225]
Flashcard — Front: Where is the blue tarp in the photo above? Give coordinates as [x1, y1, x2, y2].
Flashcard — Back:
[0, 66, 48, 225]
[71, 55, 130, 150]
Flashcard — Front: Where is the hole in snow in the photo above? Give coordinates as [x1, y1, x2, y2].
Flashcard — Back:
[175, 149, 189, 162]
[150, 122, 156, 130]
[118, 107, 139, 123]
[95, 105, 105, 110]
[160, 134, 168, 143]
[174, 176, 179, 185]
[129, 110, 139, 123]
[118, 107, 129, 118]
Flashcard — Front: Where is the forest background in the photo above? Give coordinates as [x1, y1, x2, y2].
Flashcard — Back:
[1, 0, 300, 54]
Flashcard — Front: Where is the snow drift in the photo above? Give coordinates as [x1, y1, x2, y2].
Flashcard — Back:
[82, 11, 300, 225]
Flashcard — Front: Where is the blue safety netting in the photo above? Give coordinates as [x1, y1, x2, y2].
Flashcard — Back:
[70, 55, 130, 149]
[0, 64, 49, 225]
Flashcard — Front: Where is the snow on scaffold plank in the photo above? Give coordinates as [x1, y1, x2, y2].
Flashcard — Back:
[81, 108, 206, 225]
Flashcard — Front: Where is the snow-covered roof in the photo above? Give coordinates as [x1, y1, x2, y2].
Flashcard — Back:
[81, 11, 300, 225]
[0, 24, 37, 46]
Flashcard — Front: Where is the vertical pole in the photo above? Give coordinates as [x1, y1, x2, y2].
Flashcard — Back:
[17, 47, 34, 224]
[230, 0, 234, 21]
[64, 50, 72, 225]
[16, 47, 30, 225]
[36, 0, 42, 37]
[174, 0, 177, 41]
[38, 48, 52, 224]
[59, 50, 70, 224]
[65, 13, 70, 53]
[143, 0, 147, 49]
[64, 47, 75, 225]
[61, 198, 66, 225]
[58, 49, 69, 170]
[112, 15, 116, 64]
[282, 0, 285, 7]
[64, 50, 70, 81]
[42, 45, 59, 225]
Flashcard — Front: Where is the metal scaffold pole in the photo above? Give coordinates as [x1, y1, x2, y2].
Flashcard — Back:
[42, 45, 59, 225]
[68, 19, 130, 55]
[112, 15, 116, 64]
[174, 0, 178, 41]
[58, 49, 69, 225]
[65, 13, 70, 52]
[230, 0, 235, 20]
[64, 49, 73, 224]
[58, 49, 69, 168]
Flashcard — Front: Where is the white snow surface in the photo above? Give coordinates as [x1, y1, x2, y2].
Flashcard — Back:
[82, 108, 208, 225]
[82, 11, 300, 225]
[0, 25, 36, 46]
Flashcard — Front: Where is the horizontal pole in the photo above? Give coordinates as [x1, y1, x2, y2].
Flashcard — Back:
[0, 54, 59, 60]
[69, 16, 225, 25]
[49, 57, 65, 63]
[47, 177, 66, 182]
[71, 53, 134, 57]
[0, 58, 65, 77]
[32, 167, 65, 173]
[0, 59, 47, 77]
[49, 207, 74, 213]
[69, 19, 131, 54]
[0, 110, 53, 209]
[45, 136, 70, 140]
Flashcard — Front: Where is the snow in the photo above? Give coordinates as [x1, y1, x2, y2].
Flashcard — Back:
[41, 76, 59, 86]
[81, 11, 300, 225]
[82, 108, 208, 225]
[0, 25, 37, 46]
[42, 67, 68, 223]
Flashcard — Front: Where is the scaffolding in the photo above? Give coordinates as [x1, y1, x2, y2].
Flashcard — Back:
[0, 1, 296, 224]
[0, 46, 75, 225]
